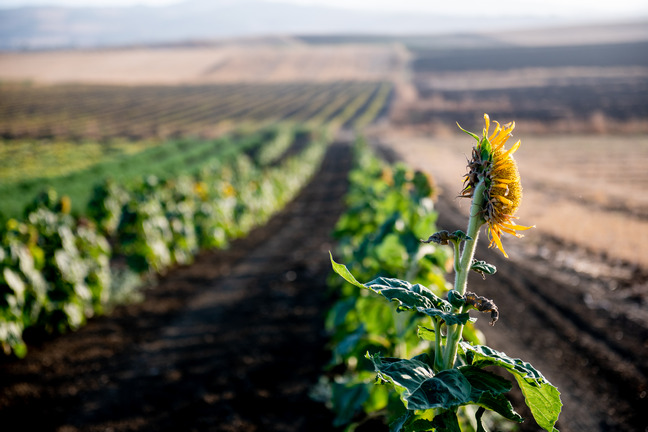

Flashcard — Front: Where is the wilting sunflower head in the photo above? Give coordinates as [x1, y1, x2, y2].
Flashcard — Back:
[460, 113, 533, 257]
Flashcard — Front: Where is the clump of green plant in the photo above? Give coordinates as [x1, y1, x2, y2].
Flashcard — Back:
[0, 125, 330, 357]
[330, 115, 562, 431]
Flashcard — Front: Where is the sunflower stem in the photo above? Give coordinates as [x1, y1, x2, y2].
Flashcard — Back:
[433, 317, 444, 372]
[443, 179, 486, 369]
[455, 180, 487, 296]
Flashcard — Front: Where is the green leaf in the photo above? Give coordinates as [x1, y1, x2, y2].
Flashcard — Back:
[471, 259, 497, 278]
[447, 290, 465, 308]
[517, 378, 562, 432]
[367, 353, 472, 411]
[3, 267, 25, 299]
[429, 410, 461, 432]
[393, 411, 440, 432]
[417, 307, 471, 326]
[416, 326, 440, 343]
[421, 230, 471, 246]
[331, 254, 471, 336]
[374, 233, 408, 269]
[480, 137, 493, 161]
[331, 381, 371, 427]
[477, 391, 524, 423]
[390, 411, 411, 432]
[459, 365, 512, 394]
[456, 122, 480, 142]
[368, 352, 525, 429]
[406, 418, 441, 432]
[331, 255, 468, 325]
[460, 343, 562, 431]
[459, 366, 523, 423]
[330, 252, 366, 290]
[364, 276, 448, 311]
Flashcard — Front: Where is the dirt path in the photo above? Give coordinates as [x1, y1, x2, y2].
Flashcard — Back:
[0, 143, 352, 432]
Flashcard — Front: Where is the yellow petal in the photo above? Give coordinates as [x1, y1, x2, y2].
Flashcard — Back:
[489, 121, 502, 142]
[493, 194, 514, 206]
[501, 222, 535, 231]
[500, 140, 521, 160]
[483, 113, 490, 137]
[499, 225, 524, 237]
[490, 230, 509, 258]
[493, 177, 516, 184]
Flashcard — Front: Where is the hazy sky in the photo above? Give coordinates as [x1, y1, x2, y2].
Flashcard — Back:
[1, 0, 647, 19]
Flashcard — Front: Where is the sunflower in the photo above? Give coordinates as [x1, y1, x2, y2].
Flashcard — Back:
[460, 114, 533, 257]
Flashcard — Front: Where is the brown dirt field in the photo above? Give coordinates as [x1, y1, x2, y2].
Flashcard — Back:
[0, 44, 405, 85]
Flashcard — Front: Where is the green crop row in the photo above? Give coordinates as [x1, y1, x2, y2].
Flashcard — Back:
[0, 138, 158, 183]
[319, 138, 482, 429]
[0, 124, 289, 221]
[0, 126, 330, 357]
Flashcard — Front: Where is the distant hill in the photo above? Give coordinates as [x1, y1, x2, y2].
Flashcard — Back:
[0, 0, 576, 51]
[296, 20, 648, 49]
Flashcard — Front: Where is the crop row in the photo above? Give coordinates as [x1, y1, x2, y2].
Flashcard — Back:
[319, 138, 482, 429]
[0, 125, 330, 357]
[0, 82, 390, 140]
[0, 138, 158, 184]
[0, 79, 391, 221]
[0, 125, 287, 220]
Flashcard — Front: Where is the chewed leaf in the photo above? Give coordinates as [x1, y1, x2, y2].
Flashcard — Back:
[464, 292, 499, 326]
[330, 254, 451, 311]
[365, 276, 449, 311]
[460, 342, 562, 432]
[460, 343, 549, 382]
[421, 230, 471, 246]
[331, 255, 470, 324]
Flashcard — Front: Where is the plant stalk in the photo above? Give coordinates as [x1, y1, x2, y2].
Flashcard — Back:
[433, 318, 443, 371]
[442, 180, 486, 369]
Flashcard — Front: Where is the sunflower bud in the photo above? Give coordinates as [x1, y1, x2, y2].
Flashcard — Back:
[459, 114, 534, 257]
